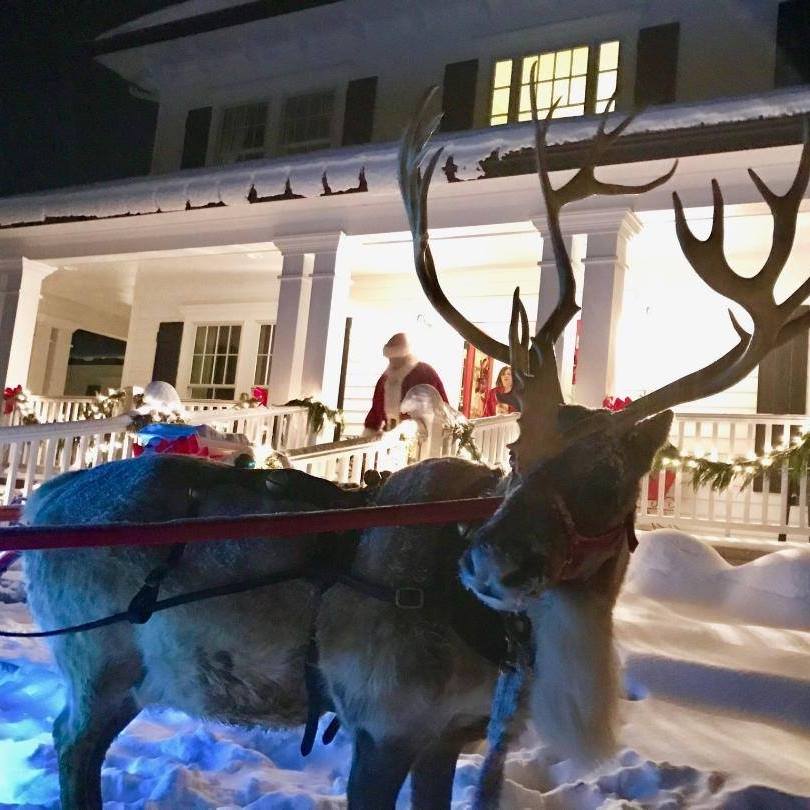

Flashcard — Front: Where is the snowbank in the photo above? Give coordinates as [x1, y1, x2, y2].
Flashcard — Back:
[0, 531, 808, 808]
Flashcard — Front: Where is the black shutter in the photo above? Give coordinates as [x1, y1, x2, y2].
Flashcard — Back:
[342, 77, 377, 146]
[634, 23, 679, 107]
[440, 59, 478, 132]
[776, 0, 810, 87]
[152, 322, 184, 386]
[180, 107, 212, 169]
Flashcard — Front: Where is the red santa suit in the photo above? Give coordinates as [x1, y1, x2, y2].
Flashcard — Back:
[364, 335, 448, 433]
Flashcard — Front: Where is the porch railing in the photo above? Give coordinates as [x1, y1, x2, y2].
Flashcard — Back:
[12, 394, 245, 425]
[640, 412, 810, 540]
[0, 405, 310, 505]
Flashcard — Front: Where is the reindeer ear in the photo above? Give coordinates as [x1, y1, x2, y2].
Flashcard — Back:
[622, 410, 674, 476]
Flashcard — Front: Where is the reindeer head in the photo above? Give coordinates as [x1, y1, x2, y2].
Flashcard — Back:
[399, 81, 810, 611]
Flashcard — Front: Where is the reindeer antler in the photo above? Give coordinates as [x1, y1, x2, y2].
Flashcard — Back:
[614, 130, 810, 428]
[398, 80, 676, 469]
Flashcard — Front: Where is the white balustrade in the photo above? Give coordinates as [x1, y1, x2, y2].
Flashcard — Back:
[639, 412, 810, 541]
[287, 431, 410, 483]
[469, 413, 520, 469]
[0, 405, 310, 505]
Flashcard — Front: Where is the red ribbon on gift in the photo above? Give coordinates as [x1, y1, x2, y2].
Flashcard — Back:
[133, 434, 210, 458]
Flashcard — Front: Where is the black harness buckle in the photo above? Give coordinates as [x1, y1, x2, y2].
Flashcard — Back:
[394, 587, 425, 609]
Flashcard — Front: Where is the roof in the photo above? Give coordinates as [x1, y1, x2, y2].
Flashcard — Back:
[1, 86, 808, 230]
[94, 0, 343, 55]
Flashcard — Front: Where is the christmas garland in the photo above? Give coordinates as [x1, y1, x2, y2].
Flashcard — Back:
[446, 419, 482, 462]
[127, 391, 187, 433]
[81, 389, 127, 420]
[284, 397, 344, 434]
[3, 386, 39, 425]
[653, 433, 810, 492]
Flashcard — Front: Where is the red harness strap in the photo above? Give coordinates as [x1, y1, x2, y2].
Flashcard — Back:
[544, 486, 637, 584]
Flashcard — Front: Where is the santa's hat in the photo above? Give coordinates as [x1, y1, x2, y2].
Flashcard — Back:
[383, 332, 413, 359]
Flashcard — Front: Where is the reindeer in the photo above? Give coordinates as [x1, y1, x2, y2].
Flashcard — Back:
[316, 87, 810, 809]
[19, 87, 810, 810]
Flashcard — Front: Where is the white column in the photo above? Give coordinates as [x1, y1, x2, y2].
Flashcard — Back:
[532, 218, 585, 401]
[46, 328, 73, 395]
[268, 240, 314, 404]
[574, 210, 641, 408]
[301, 235, 350, 406]
[269, 232, 349, 406]
[0, 257, 56, 389]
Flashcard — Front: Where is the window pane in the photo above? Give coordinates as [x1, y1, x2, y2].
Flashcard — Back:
[538, 52, 555, 81]
[194, 327, 206, 353]
[202, 355, 214, 383]
[491, 114, 509, 125]
[570, 75, 586, 104]
[597, 70, 617, 100]
[595, 97, 616, 113]
[599, 41, 620, 71]
[491, 87, 510, 116]
[494, 59, 512, 87]
[205, 328, 217, 353]
[254, 356, 267, 386]
[226, 355, 237, 384]
[522, 55, 539, 83]
[217, 326, 229, 353]
[571, 46, 589, 75]
[229, 325, 241, 353]
[553, 78, 570, 104]
[554, 49, 571, 79]
[191, 355, 202, 383]
[214, 355, 226, 383]
[537, 81, 553, 109]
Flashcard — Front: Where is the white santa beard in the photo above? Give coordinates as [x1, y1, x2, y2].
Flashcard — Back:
[383, 356, 418, 420]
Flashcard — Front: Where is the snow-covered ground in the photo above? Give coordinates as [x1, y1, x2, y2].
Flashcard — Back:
[0, 530, 808, 809]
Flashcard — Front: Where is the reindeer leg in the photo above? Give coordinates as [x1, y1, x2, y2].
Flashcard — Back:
[410, 722, 486, 810]
[51, 636, 142, 810]
[347, 728, 417, 810]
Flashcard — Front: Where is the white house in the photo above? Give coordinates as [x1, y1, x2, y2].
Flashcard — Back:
[1, 0, 810, 440]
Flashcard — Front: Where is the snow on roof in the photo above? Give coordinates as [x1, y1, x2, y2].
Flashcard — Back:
[2, 86, 810, 230]
[97, 0, 249, 40]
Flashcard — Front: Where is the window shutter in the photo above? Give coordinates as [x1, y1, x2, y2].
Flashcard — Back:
[342, 77, 377, 146]
[151, 322, 184, 386]
[776, 0, 810, 87]
[440, 59, 478, 132]
[634, 23, 679, 107]
[180, 107, 212, 169]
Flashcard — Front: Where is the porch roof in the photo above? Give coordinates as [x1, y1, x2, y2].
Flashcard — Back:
[1, 86, 809, 231]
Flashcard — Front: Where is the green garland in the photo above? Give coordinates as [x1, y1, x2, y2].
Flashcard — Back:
[127, 392, 187, 433]
[654, 433, 810, 492]
[285, 397, 344, 434]
[446, 419, 482, 462]
[81, 389, 127, 420]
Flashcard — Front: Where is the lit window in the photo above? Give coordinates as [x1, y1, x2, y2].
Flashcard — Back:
[279, 91, 335, 154]
[189, 324, 241, 400]
[489, 40, 620, 125]
[254, 324, 275, 386]
[217, 103, 269, 163]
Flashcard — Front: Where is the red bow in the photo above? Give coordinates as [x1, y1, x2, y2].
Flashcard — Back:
[251, 386, 269, 407]
[3, 385, 22, 415]
[602, 395, 632, 412]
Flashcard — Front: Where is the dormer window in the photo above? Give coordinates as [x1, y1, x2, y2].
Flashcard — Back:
[490, 40, 620, 125]
[279, 90, 335, 154]
[216, 102, 269, 163]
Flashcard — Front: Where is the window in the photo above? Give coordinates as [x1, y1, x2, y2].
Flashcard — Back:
[189, 324, 241, 399]
[489, 40, 620, 125]
[253, 324, 275, 386]
[217, 103, 269, 163]
[279, 90, 334, 154]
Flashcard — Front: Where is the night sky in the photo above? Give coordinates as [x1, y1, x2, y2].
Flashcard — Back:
[0, 0, 186, 198]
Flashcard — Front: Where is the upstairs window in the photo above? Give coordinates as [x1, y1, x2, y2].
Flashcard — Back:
[490, 40, 620, 125]
[279, 90, 335, 154]
[189, 324, 241, 400]
[253, 324, 276, 387]
[217, 103, 269, 163]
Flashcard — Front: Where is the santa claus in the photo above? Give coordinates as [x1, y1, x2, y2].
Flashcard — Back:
[364, 332, 449, 434]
